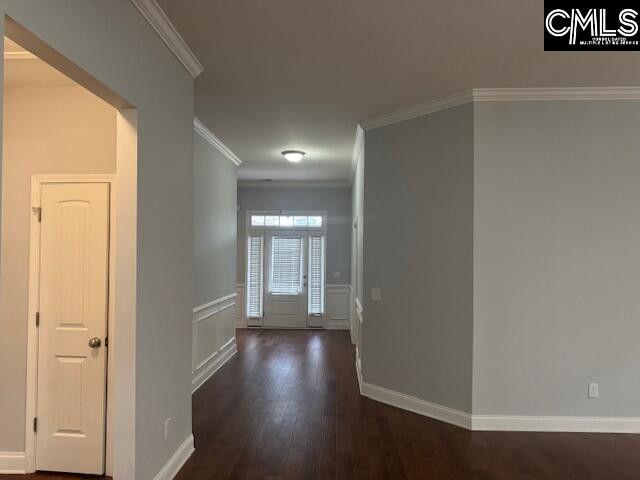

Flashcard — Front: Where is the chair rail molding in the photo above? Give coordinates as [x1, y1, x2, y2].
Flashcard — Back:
[193, 291, 238, 315]
[194, 117, 242, 166]
[130, 0, 204, 77]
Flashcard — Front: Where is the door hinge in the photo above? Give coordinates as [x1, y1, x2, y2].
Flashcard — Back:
[105, 336, 108, 348]
[33, 207, 41, 222]
[35, 312, 40, 327]
[33, 417, 37, 432]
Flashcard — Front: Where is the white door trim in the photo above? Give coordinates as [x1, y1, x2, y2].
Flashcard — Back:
[25, 174, 116, 474]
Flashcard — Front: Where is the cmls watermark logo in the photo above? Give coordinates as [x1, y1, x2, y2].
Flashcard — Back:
[544, 3, 640, 50]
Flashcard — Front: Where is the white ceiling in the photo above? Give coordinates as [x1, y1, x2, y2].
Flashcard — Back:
[4, 37, 75, 88]
[161, 1, 640, 181]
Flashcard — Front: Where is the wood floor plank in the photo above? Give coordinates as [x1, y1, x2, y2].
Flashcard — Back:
[13, 328, 640, 480]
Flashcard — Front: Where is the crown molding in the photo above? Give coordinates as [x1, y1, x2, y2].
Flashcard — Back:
[238, 180, 350, 188]
[361, 87, 640, 131]
[360, 90, 474, 131]
[472, 87, 640, 102]
[130, 0, 204, 78]
[193, 117, 242, 166]
[4, 51, 37, 60]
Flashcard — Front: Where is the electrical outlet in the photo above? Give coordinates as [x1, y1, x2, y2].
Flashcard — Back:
[371, 288, 381, 301]
[588, 382, 599, 399]
[164, 417, 172, 440]
[333, 271, 341, 279]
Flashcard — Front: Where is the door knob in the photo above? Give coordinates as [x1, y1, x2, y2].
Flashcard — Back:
[88, 337, 102, 348]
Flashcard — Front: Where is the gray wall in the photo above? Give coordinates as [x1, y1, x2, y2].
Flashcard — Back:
[473, 100, 640, 417]
[0, 2, 194, 478]
[363, 104, 475, 413]
[194, 133, 237, 305]
[237, 186, 352, 284]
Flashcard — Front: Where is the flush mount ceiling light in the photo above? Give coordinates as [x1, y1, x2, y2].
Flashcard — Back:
[282, 150, 305, 163]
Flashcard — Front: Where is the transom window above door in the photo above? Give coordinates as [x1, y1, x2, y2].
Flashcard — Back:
[251, 214, 322, 228]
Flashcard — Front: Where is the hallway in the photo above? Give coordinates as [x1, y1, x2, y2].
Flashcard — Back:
[6, 329, 640, 479]
[176, 330, 640, 480]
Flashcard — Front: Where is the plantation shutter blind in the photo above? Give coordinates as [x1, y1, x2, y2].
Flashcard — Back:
[308, 236, 325, 315]
[270, 237, 303, 294]
[247, 235, 264, 317]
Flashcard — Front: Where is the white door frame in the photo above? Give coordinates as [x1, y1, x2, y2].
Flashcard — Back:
[245, 210, 327, 328]
[24, 174, 116, 474]
[4, 23, 138, 477]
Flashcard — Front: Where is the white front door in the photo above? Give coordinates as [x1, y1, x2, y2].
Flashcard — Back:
[264, 232, 307, 328]
[35, 182, 110, 474]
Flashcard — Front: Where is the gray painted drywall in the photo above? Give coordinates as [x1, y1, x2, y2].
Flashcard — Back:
[473, 100, 640, 417]
[194, 133, 238, 306]
[237, 186, 352, 284]
[0, 2, 194, 478]
[363, 104, 475, 413]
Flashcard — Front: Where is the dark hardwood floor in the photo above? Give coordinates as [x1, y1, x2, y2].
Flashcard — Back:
[13, 328, 640, 479]
[176, 329, 640, 480]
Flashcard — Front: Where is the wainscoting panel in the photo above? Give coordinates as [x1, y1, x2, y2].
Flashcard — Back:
[236, 284, 350, 329]
[326, 284, 351, 330]
[192, 293, 238, 392]
[236, 284, 246, 328]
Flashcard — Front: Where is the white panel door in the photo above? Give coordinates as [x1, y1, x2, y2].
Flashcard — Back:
[264, 233, 307, 328]
[36, 182, 110, 474]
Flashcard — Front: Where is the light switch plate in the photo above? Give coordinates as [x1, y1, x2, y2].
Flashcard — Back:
[588, 382, 599, 399]
[371, 288, 381, 301]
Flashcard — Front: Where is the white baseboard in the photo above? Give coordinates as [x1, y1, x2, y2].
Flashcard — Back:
[0, 452, 26, 474]
[327, 318, 349, 330]
[358, 380, 640, 434]
[192, 338, 237, 393]
[153, 434, 194, 480]
[360, 382, 472, 429]
[471, 414, 640, 433]
[355, 357, 363, 394]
